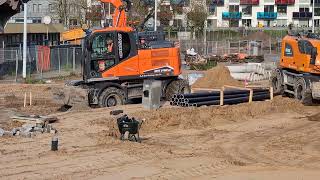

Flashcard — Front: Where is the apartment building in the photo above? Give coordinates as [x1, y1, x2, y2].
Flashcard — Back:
[173, 0, 320, 28]
[1, 0, 64, 47]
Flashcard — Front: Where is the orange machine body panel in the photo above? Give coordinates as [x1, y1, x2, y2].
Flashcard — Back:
[280, 35, 320, 74]
[101, 47, 181, 78]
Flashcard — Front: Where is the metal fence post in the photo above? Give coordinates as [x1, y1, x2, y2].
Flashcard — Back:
[36, 46, 39, 73]
[269, 38, 272, 54]
[66, 48, 69, 70]
[58, 47, 61, 74]
[41, 49, 44, 79]
[15, 50, 18, 82]
[247, 40, 250, 55]
[215, 41, 218, 55]
[73, 47, 76, 72]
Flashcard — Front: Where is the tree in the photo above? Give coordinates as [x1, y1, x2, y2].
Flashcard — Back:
[158, 4, 173, 26]
[52, 0, 88, 28]
[86, 4, 103, 27]
[186, 1, 208, 34]
[126, 0, 152, 30]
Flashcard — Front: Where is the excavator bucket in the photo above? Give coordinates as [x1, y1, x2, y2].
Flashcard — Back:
[0, 0, 23, 33]
[52, 81, 89, 108]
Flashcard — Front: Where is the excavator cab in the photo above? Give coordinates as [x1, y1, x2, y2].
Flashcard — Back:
[84, 29, 138, 81]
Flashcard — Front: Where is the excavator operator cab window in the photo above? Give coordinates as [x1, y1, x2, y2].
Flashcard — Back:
[298, 40, 313, 55]
[284, 43, 293, 57]
[90, 33, 116, 71]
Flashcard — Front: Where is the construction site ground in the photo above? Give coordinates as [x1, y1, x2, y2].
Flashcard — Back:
[0, 81, 320, 180]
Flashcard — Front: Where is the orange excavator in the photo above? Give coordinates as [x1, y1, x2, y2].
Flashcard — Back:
[55, 0, 190, 107]
[271, 32, 320, 104]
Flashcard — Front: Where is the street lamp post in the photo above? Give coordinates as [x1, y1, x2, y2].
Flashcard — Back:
[313, 0, 315, 33]
[22, 2, 28, 80]
[154, 0, 157, 31]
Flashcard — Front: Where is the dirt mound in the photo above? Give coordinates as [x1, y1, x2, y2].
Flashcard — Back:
[97, 96, 305, 135]
[131, 97, 305, 133]
[192, 65, 244, 89]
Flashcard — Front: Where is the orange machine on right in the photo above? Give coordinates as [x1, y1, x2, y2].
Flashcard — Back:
[271, 33, 320, 105]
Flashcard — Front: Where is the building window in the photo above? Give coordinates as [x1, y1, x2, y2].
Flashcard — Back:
[208, 4, 216, 15]
[49, 4, 53, 12]
[299, 7, 309, 12]
[315, 8, 320, 16]
[242, 5, 252, 16]
[242, 19, 252, 27]
[15, 19, 24, 23]
[173, 19, 183, 27]
[229, 5, 239, 12]
[264, 5, 274, 12]
[277, 5, 287, 15]
[33, 4, 37, 12]
[230, 19, 239, 27]
[38, 4, 41, 12]
[32, 19, 41, 23]
[315, 19, 320, 27]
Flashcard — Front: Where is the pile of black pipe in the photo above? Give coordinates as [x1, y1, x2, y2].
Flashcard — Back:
[170, 89, 270, 107]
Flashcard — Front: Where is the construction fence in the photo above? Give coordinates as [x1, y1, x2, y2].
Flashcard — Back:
[179, 39, 282, 57]
[0, 39, 282, 80]
[0, 46, 83, 81]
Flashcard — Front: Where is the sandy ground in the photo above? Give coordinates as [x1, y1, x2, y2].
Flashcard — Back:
[0, 82, 320, 180]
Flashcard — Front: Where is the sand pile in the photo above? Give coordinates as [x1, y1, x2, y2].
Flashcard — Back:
[99, 96, 306, 134]
[192, 65, 244, 89]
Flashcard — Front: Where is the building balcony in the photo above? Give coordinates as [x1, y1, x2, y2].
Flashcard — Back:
[222, 12, 242, 19]
[257, 12, 277, 19]
[292, 12, 312, 19]
[211, 0, 224, 6]
[240, 0, 259, 5]
[275, 0, 295, 5]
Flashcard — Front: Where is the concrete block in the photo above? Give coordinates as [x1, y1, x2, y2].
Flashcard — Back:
[20, 131, 32, 138]
[142, 80, 162, 110]
[22, 124, 35, 129]
[45, 124, 53, 133]
[33, 127, 44, 133]
[0, 128, 4, 136]
[15, 131, 20, 136]
[11, 128, 18, 135]
[4, 131, 14, 136]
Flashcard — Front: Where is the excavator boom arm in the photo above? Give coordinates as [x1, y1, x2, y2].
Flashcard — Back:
[100, 0, 131, 28]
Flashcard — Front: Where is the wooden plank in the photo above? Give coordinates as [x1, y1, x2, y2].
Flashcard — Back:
[223, 85, 252, 91]
[192, 88, 220, 92]
[249, 89, 253, 103]
[24, 92, 27, 107]
[11, 115, 58, 124]
[269, 87, 274, 101]
[29, 92, 32, 106]
[220, 87, 224, 106]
